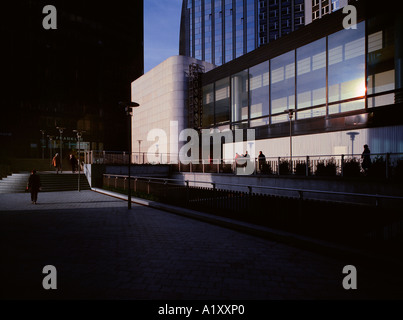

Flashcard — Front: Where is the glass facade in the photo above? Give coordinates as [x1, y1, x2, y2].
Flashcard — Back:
[367, 13, 395, 108]
[249, 61, 270, 119]
[201, 19, 400, 130]
[180, 0, 305, 66]
[231, 70, 249, 122]
[297, 38, 326, 119]
[328, 22, 365, 114]
[271, 51, 295, 122]
[215, 78, 231, 124]
[202, 83, 215, 127]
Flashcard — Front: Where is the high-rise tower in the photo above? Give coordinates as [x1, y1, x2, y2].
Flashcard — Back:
[179, 0, 305, 66]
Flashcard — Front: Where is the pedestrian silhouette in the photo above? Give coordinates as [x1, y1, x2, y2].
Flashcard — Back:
[70, 154, 78, 173]
[361, 144, 371, 174]
[258, 151, 266, 173]
[27, 169, 41, 204]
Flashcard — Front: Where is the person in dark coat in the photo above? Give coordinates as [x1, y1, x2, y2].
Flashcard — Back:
[361, 144, 371, 174]
[258, 151, 266, 173]
[70, 154, 78, 173]
[27, 170, 41, 204]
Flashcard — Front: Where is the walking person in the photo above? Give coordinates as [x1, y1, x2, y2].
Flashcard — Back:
[258, 151, 266, 173]
[52, 153, 62, 174]
[27, 170, 41, 204]
[70, 154, 78, 173]
[361, 144, 371, 175]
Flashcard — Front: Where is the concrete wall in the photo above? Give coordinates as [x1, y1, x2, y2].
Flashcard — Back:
[172, 172, 403, 205]
[131, 55, 215, 164]
[84, 164, 105, 188]
[105, 165, 170, 177]
[84, 164, 170, 188]
[223, 125, 403, 161]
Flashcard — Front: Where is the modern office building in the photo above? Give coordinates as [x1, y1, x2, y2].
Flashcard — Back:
[179, 0, 306, 66]
[199, 1, 403, 157]
[3, 1, 143, 159]
[131, 56, 215, 163]
[133, 1, 402, 161]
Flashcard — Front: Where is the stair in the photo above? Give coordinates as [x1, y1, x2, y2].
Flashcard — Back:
[39, 173, 91, 192]
[0, 172, 90, 193]
[0, 173, 30, 193]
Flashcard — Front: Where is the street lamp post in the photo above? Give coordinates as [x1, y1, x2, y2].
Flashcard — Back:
[137, 139, 142, 164]
[73, 130, 86, 192]
[40, 130, 46, 160]
[56, 127, 66, 173]
[284, 109, 295, 174]
[120, 101, 140, 209]
[346, 132, 360, 157]
[47, 135, 54, 168]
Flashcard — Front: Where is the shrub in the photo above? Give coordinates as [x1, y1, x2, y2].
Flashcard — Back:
[261, 162, 273, 175]
[221, 164, 233, 173]
[279, 159, 291, 175]
[315, 158, 337, 176]
[394, 159, 403, 180]
[295, 161, 310, 176]
[343, 158, 361, 177]
[368, 156, 386, 178]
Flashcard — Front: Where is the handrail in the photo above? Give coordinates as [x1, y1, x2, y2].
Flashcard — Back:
[88, 151, 403, 162]
[103, 174, 403, 201]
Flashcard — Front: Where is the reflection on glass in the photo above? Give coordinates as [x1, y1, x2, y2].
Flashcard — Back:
[328, 21, 365, 113]
[271, 51, 295, 118]
[250, 61, 270, 119]
[215, 78, 230, 124]
[231, 70, 249, 122]
[367, 15, 395, 107]
[297, 38, 326, 117]
[202, 84, 214, 127]
[215, 0, 223, 65]
[329, 99, 365, 114]
[231, 121, 248, 130]
[298, 107, 326, 119]
[246, 0, 255, 53]
[250, 117, 270, 128]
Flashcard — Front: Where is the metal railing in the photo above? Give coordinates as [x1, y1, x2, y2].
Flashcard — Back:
[87, 151, 403, 179]
[102, 174, 403, 244]
[103, 174, 403, 206]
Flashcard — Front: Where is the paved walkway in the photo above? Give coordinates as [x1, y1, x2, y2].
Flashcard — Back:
[0, 190, 402, 300]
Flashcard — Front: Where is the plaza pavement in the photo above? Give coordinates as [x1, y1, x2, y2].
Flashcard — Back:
[0, 189, 402, 300]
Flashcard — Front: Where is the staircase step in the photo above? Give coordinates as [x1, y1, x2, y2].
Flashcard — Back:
[0, 172, 90, 193]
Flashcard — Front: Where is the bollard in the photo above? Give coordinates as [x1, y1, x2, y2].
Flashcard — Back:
[386, 153, 390, 179]
[185, 180, 190, 206]
[298, 190, 303, 225]
[306, 156, 310, 176]
[341, 154, 345, 177]
[212, 183, 217, 208]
